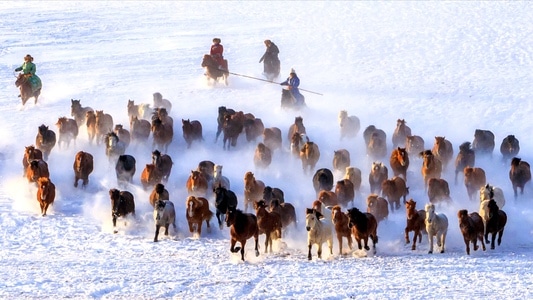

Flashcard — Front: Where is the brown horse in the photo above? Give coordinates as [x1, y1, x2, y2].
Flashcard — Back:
[73, 151, 94, 188]
[22, 145, 43, 176]
[130, 116, 151, 143]
[381, 176, 408, 212]
[366, 194, 389, 223]
[186, 170, 208, 197]
[253, 142, 272, 169]
[182, 119, 203, 148]
[290, 132, 307, 158]
[71, 99, 93, 128]
[484, 199, 507, 249]
[243, 171, 265, 213]
[35, 124, 56, 161]
[369, 162, 388, 194]
[335, 179, 355, 207]
[244, 118, 265, 143]
[140, 164, 162, 190]
[464, 167, 486, 201]
[431, 136, 453, 171]
[454, 142, 475, 185]
[300, 141, 320, 174]
[254, 200, 282, 254]
[269, 199, 297, 230]
[363, 125, 387, 147]
[225, 206, 260, 261]
[392, 119, 412, 148]
[404, 199, 426, 250]
[366, 131, 387, 160]
[263, 127, 282, 152]
[37, 177, 55, 216]
[346, 207, 378, 254]
[114, 124, 131, 149]
[472, 129, 495, 157]
[500, 135, 520, 161]
[127, 99, 151, 122]
[151, 117, 173, 152]
[151, 150, 173, 183]
[318, 190, 338, 207]
[287, 116, 306, 142]
[95, 110, 114, 146]
[186, 196, 213, 238]
[332, 149, 350, 173]
[262, 186, 284, 206]
[509, 157, 531, 199]
[202, 54, 229, 86]
[197, 160, 215, 182]
[86, 111, 97, 144]
[26, 159, 50, 183]
[222, 112, 245, 150]
[55, 117, 79, 149]
[109, 189, 135, 233]
[153, 107, 173, 127]
[215, 106, 235, 143]
[405, 135, 425, 156]
[149, 183, 169, 207]
[338, 110, 360, 140]
[390, 147, 409, 182]
[458, 209, 486, 255]
[15, 73, 40, 105]
[331, 205, 353, 255]
[427, 178, 452, 204]
[420, 150, 443, 191]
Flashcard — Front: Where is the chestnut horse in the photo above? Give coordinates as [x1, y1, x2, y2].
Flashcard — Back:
[431, 136, 453, 171]
[254, 200, 282, 253]
[457, 209, 486, 255]
[253, 142, 272, 169]
[390, 147, 409, 182]
[381, 176, 408, 212]
[287, 116, 306, 143]
[392, 119, 412, 148]
[300, 141, 320, 175]
[404, 199, 426, 250]
[420, 150, 442, 191]
[35, 124, 56, 161]
[141, 164, 162, 190]
[269, 199, 297, 230]
[215, 106, 235, 143]
[182, 119, 203, 148]
[186, 196, 213, 238]
[509, 157, 531, 199]
[114, 124, 131, 149]
[243, 171, 265, 213]
[26, 159, 49, 183]
[55, 117, 79, 149]
[202, 54, 229, 86]
[472, 129, 495, 156]
[464, 167, 486, 201]
[225, 206, 259, 261]
[37, 177, 55, 216]
[73, 151, 94, 188]
[427, 178, 452, 204]
[331, 205, 352, 255]
[22, 145, 43, 176]
[15, 73, 40, 105]
[149, 183, 170, 207]
[71, 99, 93, 128]
[346, 207, 378, 254]
[366, 194, 389, 223]
[335, 179, 355, 207]
[86, 111, 97, 144]
[186, 170, 209, 197]
[151, 117, 173, 153]
[95, 110, 114, 146]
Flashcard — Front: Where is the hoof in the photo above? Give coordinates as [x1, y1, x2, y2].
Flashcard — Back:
[255, 250, 260, 257]
[428, 251, 433, 254]
[411, 246, 416, 251]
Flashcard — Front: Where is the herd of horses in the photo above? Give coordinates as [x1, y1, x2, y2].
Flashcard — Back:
[17, 89, 531, 262]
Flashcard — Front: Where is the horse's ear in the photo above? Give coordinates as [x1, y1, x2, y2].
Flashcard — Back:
[315, 210, 323, 219]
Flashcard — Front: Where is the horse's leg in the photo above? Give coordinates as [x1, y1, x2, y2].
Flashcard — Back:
[464, 237, 470, 255]
[307, 243, 313, 260]
[363, 237, 370, 251]
[254, 232, 260, 257]
[264, 232, 270, 254]
[497, 228, 504, 246]
[164, 224, 170, 236]
[317, 243, 323, 259]
[216, 211, 223, 230]
[428, 234, 434, 254]
[440, 231, 446, 253]
[230, 238, 239, 253]
[480, 233, 486, 251]
[347, 234, 353, 251]
[404, 227, 410, 244]
[154, 225, 161, 242]
[356, 238, 362, 250]
[337, 235, 343, 255]
[205, 219, 211, 234]
[187, 221, 194, 234]
[240, 240, 246, 261]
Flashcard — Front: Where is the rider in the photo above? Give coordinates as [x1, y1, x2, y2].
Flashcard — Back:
[210, 38, 226, 70]
[280, 68, 304, 105]
[15, 54, 42, 95]
[259, 39, 280, 76]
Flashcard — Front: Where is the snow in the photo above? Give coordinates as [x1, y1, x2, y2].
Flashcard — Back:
[1, 1, 533, 299]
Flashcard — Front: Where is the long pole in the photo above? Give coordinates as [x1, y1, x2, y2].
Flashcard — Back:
[227, 71, 323, 96]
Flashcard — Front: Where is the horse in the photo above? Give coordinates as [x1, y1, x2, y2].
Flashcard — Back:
[472, 129, 495, 157]
[305, 208, 333, 260]
[269, 199, 297, 230]
[186, 170, 208, 197]
[254, 200, 282, 254]
[15, 73, 40, 105]
[312, 168, 334, 195]
[151, 150, 173, 183]
[404, 199, 426, 251]
[454, 142, 475, 185]
[151, 117, 173, 152]
[331, 205, 353, 255]
[140, 164, 162, 190]
[427, 178, 452, 204]
[55, 117, 78, 149]
[287, 116, 306, 142]
[369, 162, 388, 194]
[197, 160, 215, 182]
[152, 92, 172, 113]
[509, 157, 531, 199]
[104, 132, 126, 162]
[420, 150, 443, 191]
[500, 135, 520, 161]
[344, 166, 362, 193]
[130, 116, 151, 143]
[363, 125, 387, 148]
[345, 207, 378, 254]
[332, 149, 350, 173]
[479, 183, 506, 209]
[392, 119, 412, 148]
[35, 124, 56, 161]
[86, 111, 97, 144]
[222, 112, 245, 150]
[225, 207, 259, 261]
[424, 203, 448, 254]
[366, 131, 388, 160]
[213, 164, 231, 190]
[300, 141, 320, 174]
[389, 147, 409, 182]
[73, 151, 93, 188]
[338, 110, 360, 140]
[186, 196, 213, 238]
[484, 199, 507, 250]
[318, 190, 339, 207]
[405, 135, 425, 157]
[26, 159, 50, 183]
[431, 136, 453, 171]
[149, 183, 169, 207]
[366, 194, 389, 223]
[71, 99, 93, 128]
[243, 171, 265, 213]
[182, 119, 203, 148]
[254, 142, 272, 169]
[215, 106, 235, 143]
[114, 124, 131, 149]
[95, 110, 114, 146]
[153, 200, 176, 242]
[381, 176, 408, 212]
[262, 127, 282, 152]
[335, 179, 355, 207]
[280, 88, 305, 110]
[457, 209, 486, 255]
[22, 145, 43, 176]
[244, 118, 264, 143]
[464, 167, 486, 201]
[214, 185, 239, 230]
[36, 177, 55, 216]
[109, 188, 135, 233]
[263, 186, 285, 206]
[153, 107, 173, 127]
[290, 132, 307, 158]
[202, 54, 229, 86]
[115, 154, 136, 186]
[127, 99, 152, 122]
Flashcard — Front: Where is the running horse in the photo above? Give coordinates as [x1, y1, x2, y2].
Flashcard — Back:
[15, 73, 41, 105]
[202, 54, 229, 86]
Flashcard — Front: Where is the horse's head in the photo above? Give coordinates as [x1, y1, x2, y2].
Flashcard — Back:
[106, 132, 119, 147]
[346, 207, 362, 228]
[201, 54, 214, 67]
[425, 203, 436, 223]
[15, 74, 28, 87]
[151, 150, 161, 164]
[225, 206, 238, 227]
[109, 189, 121, 214]
[457, 209, 469, 222]
[37, 124, 48, 136]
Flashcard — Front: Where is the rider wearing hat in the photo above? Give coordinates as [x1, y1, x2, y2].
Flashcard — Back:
[280, 68, 304, 105]
[210, 38, 226, 70]
[15, 54, 42, 95]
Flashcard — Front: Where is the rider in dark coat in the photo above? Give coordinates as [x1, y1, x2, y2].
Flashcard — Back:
[259, 40, 280, 77]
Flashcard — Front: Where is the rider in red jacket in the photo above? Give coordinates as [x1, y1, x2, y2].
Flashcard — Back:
[210, 38, 226, 70]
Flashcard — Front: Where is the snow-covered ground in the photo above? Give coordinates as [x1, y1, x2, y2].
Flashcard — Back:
[1, 1, 532, 299]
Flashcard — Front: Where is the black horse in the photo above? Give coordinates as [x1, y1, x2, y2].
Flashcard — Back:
[214, 185, 238, 229]
[312, 168, 334, 195]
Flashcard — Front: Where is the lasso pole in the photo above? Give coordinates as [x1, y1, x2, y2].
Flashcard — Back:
[226, 71, 323, 96]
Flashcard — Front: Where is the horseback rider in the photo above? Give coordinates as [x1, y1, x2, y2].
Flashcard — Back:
[280, 68, 304, 105]
[259, 39, 280, 77]
[210, 38, 226, 70]
[15, 54, 42, 96]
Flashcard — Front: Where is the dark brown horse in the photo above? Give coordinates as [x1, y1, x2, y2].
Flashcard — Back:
[500, 135, 520, 161]
[114, 124, 131, 149]
[109, 189, 135, 233]
[454, 142, 475, 185]
[37, 177, 55, 216]
[509, 157, 531, 199]
[130, 116, 151, 143]
[420, 150, 443, 191]
[332, 149, 351, 173]
[151, 150, 173, 183]
[254, 200, 282, 254]
[253, 142, 272, 169]
[472, 129, 495, 157]
[458, 209, 486, 255]
[431, 136, 453, 171]
[263, 127, 283, 152]
[202, 54, 229, 86]
[392, 119, 412, 148]
[381, 176, 408, 212]
[26, 159, 50, 183]
[214, 185, 238, 229]
[73, 151, 94, 188]
[182, 119, 203, 148]
[312, 168, 334, 195]
[404, 199, 426, 250]
[35, 124, 56, 161]
[335, 179, 355, 207]
[222, 112, 245, 150]
[244, 118, 264, 143]
[215, 106, 235, 143]
[56, 117, 79, 149]
[151, 117, 173, 152]
[70, 99, 94, 128]
[366, 194, 389, 223]
[95, 110, 114, 146]
[484, 199, 507, 250]
[269, 199, 297, 230]
[15, 73, 40, 105]
[346, 207, 378, 254]
[225, 206, 259, 261]
[22, 145, 43, 176]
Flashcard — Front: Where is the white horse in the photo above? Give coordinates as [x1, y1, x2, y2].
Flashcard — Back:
[479, 184, 506, 209]
[425, 203, 448, 254]
[305, 209, 333, 260]
[338, 110, 360, 140]
[153, 200, 176, 242]
[213, 164, 231, 190]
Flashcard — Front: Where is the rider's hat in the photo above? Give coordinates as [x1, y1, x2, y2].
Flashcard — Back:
[213, 38, 221, 43]
[290, 68, 296, 74]
[24, 54, 33, 61]
[264, 39, 271, 45]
